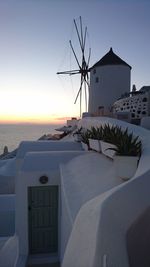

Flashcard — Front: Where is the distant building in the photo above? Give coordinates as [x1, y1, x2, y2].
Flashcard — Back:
[113, 86, 150, 122]
[88, 48, 131, 114]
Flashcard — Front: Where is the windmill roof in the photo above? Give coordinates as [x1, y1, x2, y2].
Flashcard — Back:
[91, 48, 131, 69]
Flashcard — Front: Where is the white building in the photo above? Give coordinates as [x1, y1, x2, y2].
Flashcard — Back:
[113, 86, 150, 123]
[1, 117, 150, 267]
[88, 48, 131, 114]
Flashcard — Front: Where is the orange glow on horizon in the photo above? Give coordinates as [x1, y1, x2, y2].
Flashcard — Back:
[0, 115, 78, 124]
[0, 88, 79, 124]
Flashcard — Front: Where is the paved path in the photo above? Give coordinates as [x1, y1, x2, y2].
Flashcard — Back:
[27, 262, 60, 267]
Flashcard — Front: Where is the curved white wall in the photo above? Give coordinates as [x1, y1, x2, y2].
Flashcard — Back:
[63, 170, 150, 267]
[89, 65, 130, 114]
[62, 117, 150, 267]
[60, 152, 122, 260]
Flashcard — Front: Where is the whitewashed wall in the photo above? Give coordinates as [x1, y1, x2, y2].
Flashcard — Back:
[141, 116, 150, 129]
[0, 235, 19, 267]
[0, 158, 16, 194]
[0, 195, 15, 236]
[16, 140, 82, 171]
[89, 65, 130, 114]
[113, 92, 149, 119]
[62, 117, 150, 267]
[60, 151, 123, 261]
[16, 141, 82, 160]
[62, 170, 150, 267]
[15, 151, 84, 259]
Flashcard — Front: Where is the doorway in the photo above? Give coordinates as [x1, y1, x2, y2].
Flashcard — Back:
[28, 186, 58, 254]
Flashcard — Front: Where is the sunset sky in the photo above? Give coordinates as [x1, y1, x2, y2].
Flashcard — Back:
[0, 0, 150, 124]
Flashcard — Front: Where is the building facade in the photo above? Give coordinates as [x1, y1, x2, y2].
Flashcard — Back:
[88, 48, 131, 115]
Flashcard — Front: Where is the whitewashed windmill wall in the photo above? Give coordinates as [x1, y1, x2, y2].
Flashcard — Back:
[88, 48, 131, 114]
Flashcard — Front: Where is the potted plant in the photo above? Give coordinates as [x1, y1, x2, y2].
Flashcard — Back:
[108, 128, 142, 180]
[73, 127, 83, 142]
[88, 126, 103, 152]
[100, 124, 117, 159]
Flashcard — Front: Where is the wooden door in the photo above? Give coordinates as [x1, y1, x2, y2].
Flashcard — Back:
[28, 186, 58, 254]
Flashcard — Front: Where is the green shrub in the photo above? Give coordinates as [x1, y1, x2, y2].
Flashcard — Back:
[89, 126, 103, 140]
[73, 127, 83, 136]
[81, 124, 142, 157]
[106, 127, 142, 157]
[81, 130, 91, 145]
[102, 124, 119, 144]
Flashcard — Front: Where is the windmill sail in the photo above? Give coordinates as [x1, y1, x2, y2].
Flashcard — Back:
[57, 16, 91, 117]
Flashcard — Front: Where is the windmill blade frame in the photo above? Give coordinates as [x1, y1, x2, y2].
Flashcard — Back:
[57, 70, 80, 75]
[57, 16, 91, 117]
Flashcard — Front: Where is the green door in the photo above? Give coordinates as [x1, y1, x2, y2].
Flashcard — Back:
[28, 186, 58, 254]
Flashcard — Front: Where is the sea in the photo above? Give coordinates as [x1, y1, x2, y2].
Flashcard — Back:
[0, 123, 63, 155]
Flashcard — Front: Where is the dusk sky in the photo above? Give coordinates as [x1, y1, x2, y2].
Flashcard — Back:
[0, 0, 150, 123]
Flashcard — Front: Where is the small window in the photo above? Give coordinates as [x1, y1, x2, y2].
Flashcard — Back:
[142, 97, 147, 102]
[95, 77, 99, 83]
[93, 68, 96, 74]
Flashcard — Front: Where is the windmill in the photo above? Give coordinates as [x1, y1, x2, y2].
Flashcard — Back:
[57, 16, 91, 117]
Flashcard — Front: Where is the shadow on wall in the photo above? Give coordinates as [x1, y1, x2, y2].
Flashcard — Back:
[127, 206, 150, 267]
[0, 195, 15, 236]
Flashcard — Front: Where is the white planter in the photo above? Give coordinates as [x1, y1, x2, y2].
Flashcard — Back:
[89, 139, 101, 152]
[74, 134, 82, 142]
[114, 156, 139, 180]
[100, 141, 116, 159]
[81, 142, 89, 151]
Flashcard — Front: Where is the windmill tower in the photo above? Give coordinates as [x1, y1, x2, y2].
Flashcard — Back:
[57, 17, 91, 117]
[88, 48, 132, 115]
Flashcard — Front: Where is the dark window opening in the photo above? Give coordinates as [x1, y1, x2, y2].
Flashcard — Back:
[142, 97, 147, 102]
[95, 77, 99, 83]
